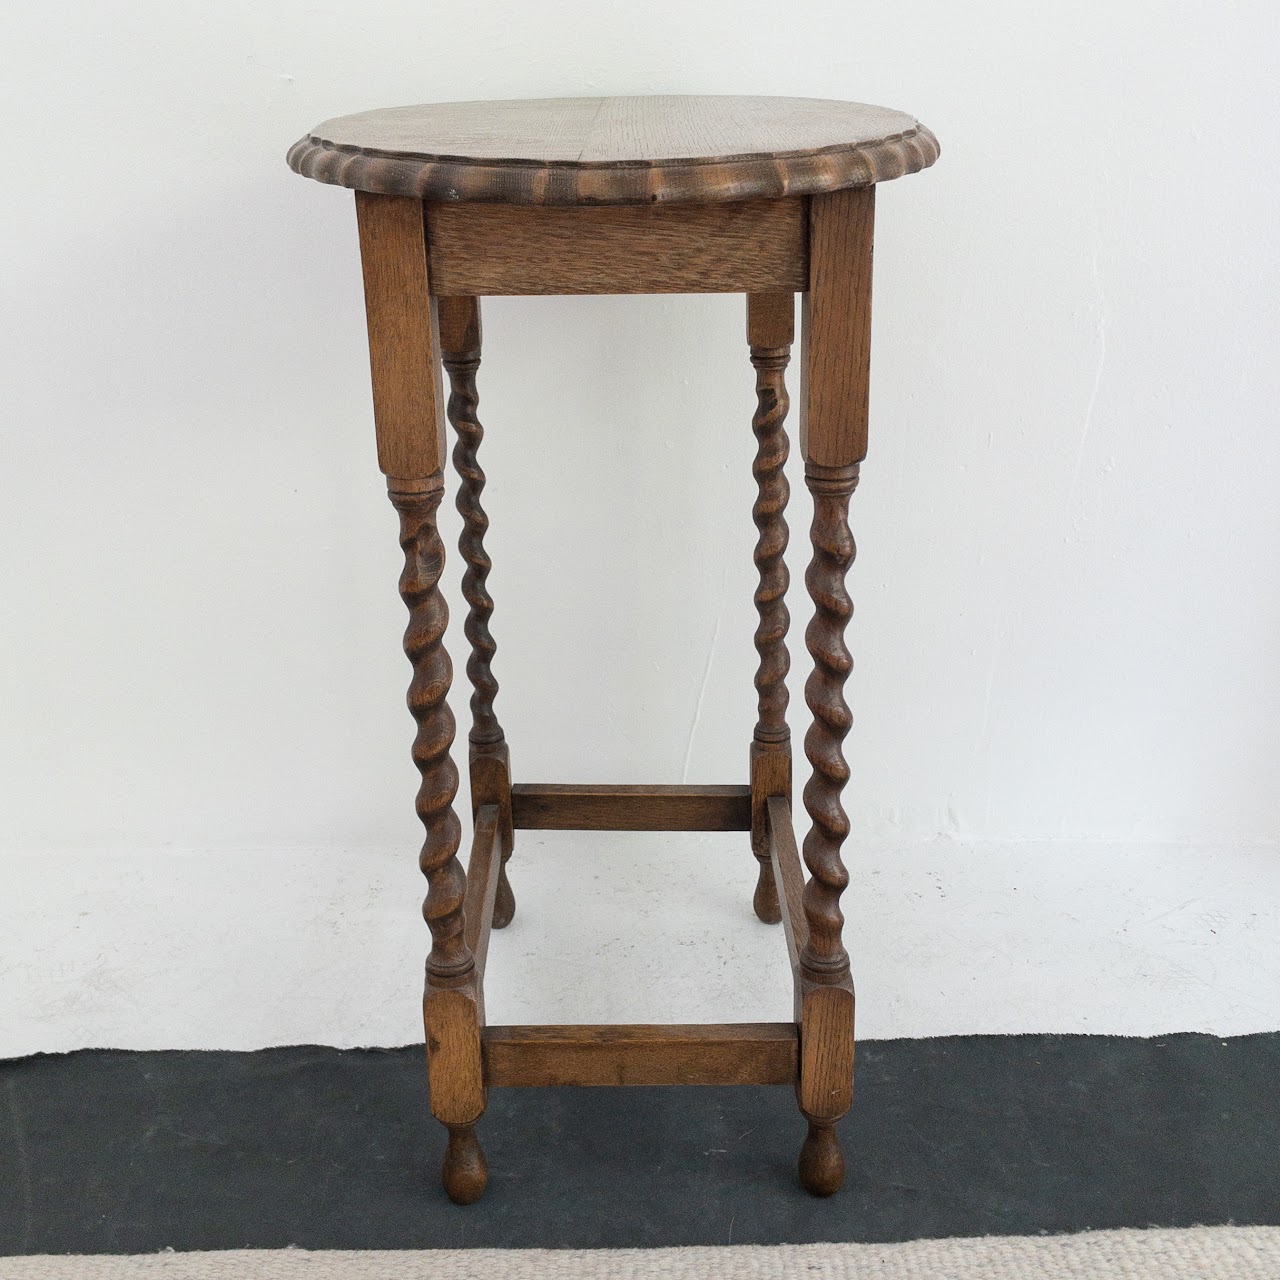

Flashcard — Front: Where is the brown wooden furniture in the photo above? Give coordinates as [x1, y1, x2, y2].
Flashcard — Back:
[287, 95, 938, 1204]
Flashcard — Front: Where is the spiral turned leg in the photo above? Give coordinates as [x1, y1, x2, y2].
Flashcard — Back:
[794, 460, 860, 1196]
[391, 475, 470, 981]
[441, 297, 515, 930]
[389, 474, 488, 1203]
[747, 294, 794, 925]
[356, 200, 490, 1204]
[799, 463, 858, 981]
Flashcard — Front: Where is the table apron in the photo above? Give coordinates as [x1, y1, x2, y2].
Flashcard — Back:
[425, 197, 809, 296]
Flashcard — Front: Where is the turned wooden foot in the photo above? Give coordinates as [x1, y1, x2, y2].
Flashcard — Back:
[798, 1119, 845, 1196]
[442, 1123, 488, 1204]
[752, 860, 782, 924]
[493, 862, 516, 929]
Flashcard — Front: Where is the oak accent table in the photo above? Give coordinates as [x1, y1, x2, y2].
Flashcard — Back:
[287, 95, 939, 1203]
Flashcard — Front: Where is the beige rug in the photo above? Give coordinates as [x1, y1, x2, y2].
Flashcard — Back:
[1, 1226, 1277, 1278]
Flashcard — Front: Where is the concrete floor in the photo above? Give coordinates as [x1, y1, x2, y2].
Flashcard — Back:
[3, 834, 1277, 1056]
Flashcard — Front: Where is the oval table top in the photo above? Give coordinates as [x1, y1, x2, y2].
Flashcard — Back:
[287, 95, 938, 206]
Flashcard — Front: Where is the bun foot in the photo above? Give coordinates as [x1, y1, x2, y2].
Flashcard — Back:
[442, 1123, 488, 1204]
[798, 1120, 845, 1196]
[753, 860, 782, 924]
[492, 864, 516, 929]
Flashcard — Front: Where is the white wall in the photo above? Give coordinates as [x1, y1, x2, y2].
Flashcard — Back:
[2, 1, 1278, 1053]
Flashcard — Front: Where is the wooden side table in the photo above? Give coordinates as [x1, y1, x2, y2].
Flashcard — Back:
[287, 95, 938, 1203]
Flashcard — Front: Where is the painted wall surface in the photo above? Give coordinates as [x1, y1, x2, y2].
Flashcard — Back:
[1, 1, 1277, 1052]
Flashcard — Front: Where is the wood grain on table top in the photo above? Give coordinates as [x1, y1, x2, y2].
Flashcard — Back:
[288, 95, 938, 205]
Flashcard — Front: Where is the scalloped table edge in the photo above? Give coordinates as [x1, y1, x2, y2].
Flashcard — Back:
[286, 124, 940, 205]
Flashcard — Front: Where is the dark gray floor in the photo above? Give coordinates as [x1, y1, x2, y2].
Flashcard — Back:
[2, 1033, 1278, 1254]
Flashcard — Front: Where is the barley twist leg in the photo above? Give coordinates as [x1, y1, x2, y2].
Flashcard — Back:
[795, 461, 859, 1196]
[388, 474, 487, 1203]
[390, 475, 470, 980]
[799, 463, 858, 978]
[441, 297, 515, 929]
[749, 339, 792, 923]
